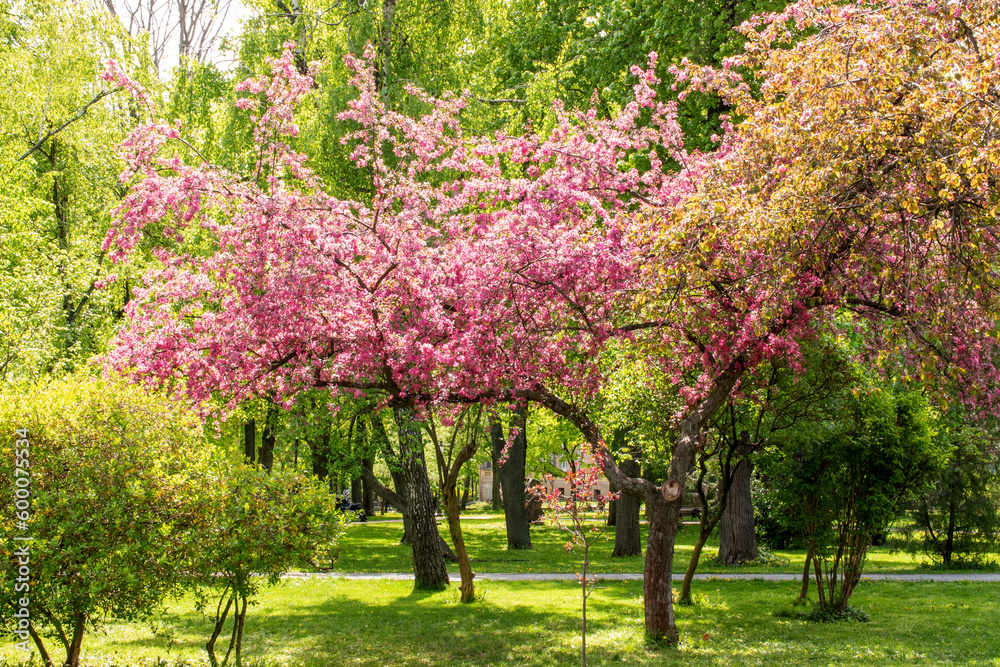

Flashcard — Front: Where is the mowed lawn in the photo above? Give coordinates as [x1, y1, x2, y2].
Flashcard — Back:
[333, 516, 975, 575]
[3, 579, 998, 666]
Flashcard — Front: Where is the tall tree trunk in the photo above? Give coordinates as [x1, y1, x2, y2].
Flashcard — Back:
[636, 372, 740, 642]
[612, 457, 642, 557]
[460, 475, 470, 510]
[362, 458, 375, 515]
[607, 499, 617, 526]
[312, 426, 330, 484]
[351, 476, 363, 505]
[490, 451, 502, 510]
[244, 419, 255, 464]
[642, 492, 681, 643]
[797, 548, 812, 603]
[260, 415, 275, 472]
[393, 406, 449, 589]
[717, 445, 758, 564]
[491, 406, 532, 549]
[944, 499, 956, 565]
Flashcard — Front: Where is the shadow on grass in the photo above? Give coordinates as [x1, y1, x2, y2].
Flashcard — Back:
[43, 579, 1000, 667]
[109, 582, 591, 667]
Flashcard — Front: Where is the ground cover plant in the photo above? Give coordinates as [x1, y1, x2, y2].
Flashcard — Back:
[2, 579, 998, 667]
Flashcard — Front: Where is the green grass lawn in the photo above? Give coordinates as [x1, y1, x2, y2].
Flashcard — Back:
[3, 579, 998, 666]
[333, 516, 994, 575]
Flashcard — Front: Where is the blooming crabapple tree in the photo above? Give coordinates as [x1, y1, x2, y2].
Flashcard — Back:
[613, 0, 1000, 640]
[106, 0, 1000, 641]
[103, 44, 691, 595]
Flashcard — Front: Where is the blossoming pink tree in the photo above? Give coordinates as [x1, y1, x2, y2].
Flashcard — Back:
[103, 44, 690, 594]
[106, 0, 1000, 643]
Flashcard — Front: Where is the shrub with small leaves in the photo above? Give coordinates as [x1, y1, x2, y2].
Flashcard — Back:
[0, 377, 215, 667]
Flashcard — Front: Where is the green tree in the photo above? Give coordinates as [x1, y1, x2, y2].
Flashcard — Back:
[0, 0, 154, 383]
[196, 464, 344, 667]
[763, 383, 945, 615]
[918, 413, 1000, 566]
[0, 377, 214, 667]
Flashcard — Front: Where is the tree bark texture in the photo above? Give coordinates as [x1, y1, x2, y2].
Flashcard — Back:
[717, 445, 758, 564]
[393, 406, 449, 589]
[612, 456, 642, 557]
[491, 406, 532, 549]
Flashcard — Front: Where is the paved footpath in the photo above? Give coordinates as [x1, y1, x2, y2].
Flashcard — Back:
[284, 571, 1000, 582]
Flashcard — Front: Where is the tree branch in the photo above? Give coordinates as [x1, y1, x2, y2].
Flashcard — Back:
[19, 88, 121, 162]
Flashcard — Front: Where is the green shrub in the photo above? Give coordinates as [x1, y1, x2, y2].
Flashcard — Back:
[193, 463, 344, 667]
[0, 377, 215, 667]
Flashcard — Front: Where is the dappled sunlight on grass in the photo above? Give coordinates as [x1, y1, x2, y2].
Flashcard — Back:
[4, 579, 999, 666]
[331, 518, 979, 576]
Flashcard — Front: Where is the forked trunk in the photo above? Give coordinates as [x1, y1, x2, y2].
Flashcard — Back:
[394, 406, 449, 589]
[66, 614, 86, 667]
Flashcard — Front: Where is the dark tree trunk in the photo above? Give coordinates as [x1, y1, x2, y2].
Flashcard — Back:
[244, 419, 255, 464]
[944, 499, 956, 565]
[612, 457, 642, 558]
[490, 451, 502, 510]
[351, 475, 363, 505]
[798, 548, 811, 603]
[393, 406, 449, 589]
[607, 499, 617, 526]
[491, 406, 532, 549]
[312, 427, 330, 483]
[717, 445, 758, 564]
[362, 458, 375, 515]
[387, 463, 412, 543]
[260, 418, 275, 472]
[460, 475, 470, 510]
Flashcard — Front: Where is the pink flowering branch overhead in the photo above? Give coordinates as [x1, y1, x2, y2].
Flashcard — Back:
[104, 44, 691, 411]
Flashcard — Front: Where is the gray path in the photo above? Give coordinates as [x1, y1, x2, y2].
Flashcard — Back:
[283, 571, 1000, 582]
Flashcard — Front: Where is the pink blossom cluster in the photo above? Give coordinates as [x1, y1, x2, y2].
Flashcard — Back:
[103, 46, 692, 412]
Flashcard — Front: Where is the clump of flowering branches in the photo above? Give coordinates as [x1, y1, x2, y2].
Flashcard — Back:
[534, 445, 619, 667]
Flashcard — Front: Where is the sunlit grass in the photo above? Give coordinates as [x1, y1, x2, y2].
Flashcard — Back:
[332, 517, 995, 575]
[3, 580, 998, 666]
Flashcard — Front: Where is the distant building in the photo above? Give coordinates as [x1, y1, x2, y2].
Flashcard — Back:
[538, 453, 611, 501]
[478, 453, 610, 502]
[478, 460, 494, 501]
